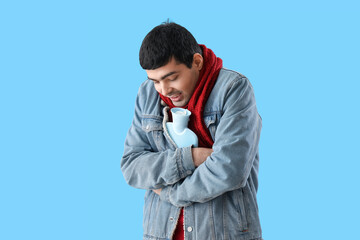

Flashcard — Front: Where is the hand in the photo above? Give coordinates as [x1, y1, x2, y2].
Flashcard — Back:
[153, 188, 162, 195]
[191, 147, 213, 167]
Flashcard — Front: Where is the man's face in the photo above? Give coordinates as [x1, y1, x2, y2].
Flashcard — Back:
[146, 56, 202, 107]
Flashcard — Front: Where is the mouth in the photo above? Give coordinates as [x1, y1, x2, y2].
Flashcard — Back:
[168, 93, 182, 102]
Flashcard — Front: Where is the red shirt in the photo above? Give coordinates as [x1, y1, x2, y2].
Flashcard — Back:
[172, 208, 184, 240]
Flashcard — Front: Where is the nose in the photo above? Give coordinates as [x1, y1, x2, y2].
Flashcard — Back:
[160, 82, 173, 96]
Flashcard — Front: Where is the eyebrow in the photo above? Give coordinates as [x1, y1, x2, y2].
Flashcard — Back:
[147, 71, 178, 81]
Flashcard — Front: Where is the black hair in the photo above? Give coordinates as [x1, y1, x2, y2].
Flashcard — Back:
[139, 21, 202, 70]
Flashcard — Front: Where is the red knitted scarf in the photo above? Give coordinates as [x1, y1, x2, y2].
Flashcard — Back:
[159, 44, 223, 148]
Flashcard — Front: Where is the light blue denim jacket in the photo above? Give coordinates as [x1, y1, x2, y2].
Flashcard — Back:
[121, 68, 263, 240]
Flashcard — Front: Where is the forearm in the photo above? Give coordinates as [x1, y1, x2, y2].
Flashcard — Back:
[160, 145, 260, 207]
[121, 144, 195, 190]
[151, 147, 213, 195]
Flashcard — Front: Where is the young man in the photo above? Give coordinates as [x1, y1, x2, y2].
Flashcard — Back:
[121, 22, 263, 240]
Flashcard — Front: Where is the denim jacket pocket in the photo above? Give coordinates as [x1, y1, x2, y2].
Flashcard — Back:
[141, 116, 164, 151]
[143, 190, 155, 233]
[235, 188, 249, 232]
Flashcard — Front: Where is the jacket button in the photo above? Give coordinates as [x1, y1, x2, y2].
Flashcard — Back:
[146, 125, 150, 130]
[187, 226, 193, 232]
[169, 217, 174, 221]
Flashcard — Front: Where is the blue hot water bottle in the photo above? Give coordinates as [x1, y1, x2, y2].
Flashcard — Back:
[166, 108, 198, 148]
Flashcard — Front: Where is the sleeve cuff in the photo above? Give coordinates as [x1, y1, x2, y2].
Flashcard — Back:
[177, 146, 195, 178]
[160, 184, 192, 207]
[159, 185, 171, 203]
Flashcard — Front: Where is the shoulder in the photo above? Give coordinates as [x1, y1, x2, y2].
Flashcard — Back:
[138, 79, 156, 96]
[216, 68, 252, 93]
[206, 68, 254, 111]
[136, 79, 162, 116]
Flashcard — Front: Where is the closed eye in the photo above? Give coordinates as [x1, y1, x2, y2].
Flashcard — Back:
[170, 76, 178, 81]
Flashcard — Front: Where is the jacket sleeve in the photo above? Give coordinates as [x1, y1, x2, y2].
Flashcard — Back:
[160, 77, 262, 207]
[121, 87, 195, 190]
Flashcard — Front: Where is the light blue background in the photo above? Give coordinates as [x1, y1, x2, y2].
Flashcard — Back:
[1, 1, 359, 239]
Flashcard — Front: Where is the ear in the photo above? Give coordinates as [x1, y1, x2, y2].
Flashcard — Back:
[192, 53, 203, 70]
